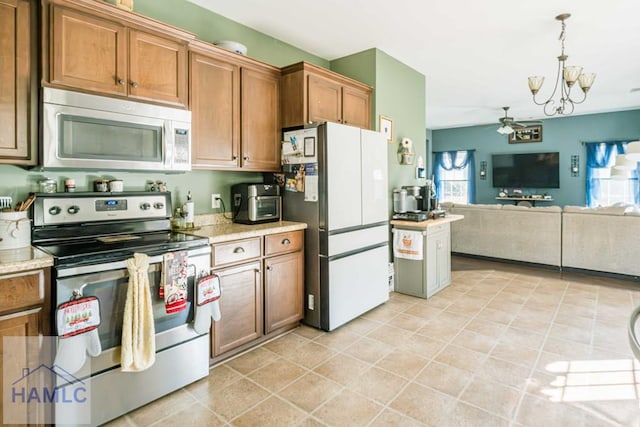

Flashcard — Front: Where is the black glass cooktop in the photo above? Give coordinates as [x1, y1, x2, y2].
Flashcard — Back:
[35, 231, 209, 268]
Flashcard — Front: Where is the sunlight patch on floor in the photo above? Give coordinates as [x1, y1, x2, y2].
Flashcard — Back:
[543, 359, 640, 402]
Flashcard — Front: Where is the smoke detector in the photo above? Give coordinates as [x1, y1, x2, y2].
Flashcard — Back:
[214, 40, 247, 55]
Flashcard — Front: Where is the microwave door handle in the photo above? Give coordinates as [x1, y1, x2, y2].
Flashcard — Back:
[164, 121, 173, 168]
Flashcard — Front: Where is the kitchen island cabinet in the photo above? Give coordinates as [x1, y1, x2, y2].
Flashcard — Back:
[197, 222, 306, 364]
[281, 61, 372, 129]
[391, 215, 463, 299]
[0, 0, 37, 166]
[189, 41, 281, 171]
[44, 0, 194, 107]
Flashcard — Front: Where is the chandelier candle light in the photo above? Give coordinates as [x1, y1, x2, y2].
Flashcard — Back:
[528, 13, 596, 116]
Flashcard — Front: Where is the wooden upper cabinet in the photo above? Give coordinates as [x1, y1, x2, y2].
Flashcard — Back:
[190, 51, 240, 169]
[241, 66, 281, 171]
[46, 0, 192, 107]
[189, 41, 281, 172]
[51, 6, 127, 96]
[129, 29, 187, 106]
[281, 61, 372, 129]
[307, 73, 342, 124]
[0, 0, 36, 165]
[342, 85, 371, 130]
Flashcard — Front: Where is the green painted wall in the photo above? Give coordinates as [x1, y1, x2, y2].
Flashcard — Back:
[133, 0, 328, 68]
[331, 49, 427, 216]
[375, 50, 427, 203]
[432, 109, 640, 206]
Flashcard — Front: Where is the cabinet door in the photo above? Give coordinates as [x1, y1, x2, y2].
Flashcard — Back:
[436, 229, 451, 289]
[307, 73, 342, 124]
[342, 85, 371, 129]
[241, 67, 281, 171]
[0, 0, 32, 162]
[129, 30, 187, 107]
[264, 251, 303, 333]
[0, 309, 41, 426]
[190, 52, 240, 169]
[50, 6, 127, 96]
[212, 261, 262, 356]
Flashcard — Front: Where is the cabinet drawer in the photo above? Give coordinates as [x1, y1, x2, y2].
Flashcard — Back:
[426, 222, 450, 236]
[265, 231, 303, 256]
[212, 238, 262, 267]
[0, 270, 44, 315]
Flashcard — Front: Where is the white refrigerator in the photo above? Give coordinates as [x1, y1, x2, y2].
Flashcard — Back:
[282, 122, 389, 331]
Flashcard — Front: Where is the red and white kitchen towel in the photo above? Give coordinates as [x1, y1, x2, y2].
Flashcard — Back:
[160, 251, 188, 314]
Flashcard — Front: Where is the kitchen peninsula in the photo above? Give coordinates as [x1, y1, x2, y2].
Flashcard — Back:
[391, 215, 464, 299]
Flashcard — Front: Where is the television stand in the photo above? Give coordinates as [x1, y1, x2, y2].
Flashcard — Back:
[496, 196, 554, 207]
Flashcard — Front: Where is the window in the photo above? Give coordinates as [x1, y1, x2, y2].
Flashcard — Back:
[590, 166, 637, 207]
[585, 141, 639, 207]
[433, 150, 475, 204]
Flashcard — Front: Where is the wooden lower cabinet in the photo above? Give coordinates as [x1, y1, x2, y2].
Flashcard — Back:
[264, 251, 304, 333]
[211, 261, 262, 356]
[210, 230, 305, 362]
[0, 268, 50, 427]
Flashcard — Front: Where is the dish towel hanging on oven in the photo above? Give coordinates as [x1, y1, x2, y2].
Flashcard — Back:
[159, 251, 188, 314]
[121, 253, 156, 372]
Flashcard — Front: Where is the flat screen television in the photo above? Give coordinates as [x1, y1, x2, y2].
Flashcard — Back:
[492, 152, 560, 188]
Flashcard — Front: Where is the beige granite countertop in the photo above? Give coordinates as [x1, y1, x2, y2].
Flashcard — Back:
[390, 214, 464, 229]
[0, 247, 54, 274]
[192, 220, 308, 244]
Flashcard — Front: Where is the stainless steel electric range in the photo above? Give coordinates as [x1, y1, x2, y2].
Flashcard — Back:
[31, 192, 211, 426]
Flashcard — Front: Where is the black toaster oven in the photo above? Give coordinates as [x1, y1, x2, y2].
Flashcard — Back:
[231, 183, 281, 224]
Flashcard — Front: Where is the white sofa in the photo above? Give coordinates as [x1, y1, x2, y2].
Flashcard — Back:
[446, 202, 640, 277]
[448, 203, 563, 267]
[562, 206, 640, 277]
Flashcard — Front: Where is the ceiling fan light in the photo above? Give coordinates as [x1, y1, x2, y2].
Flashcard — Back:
[497, 125, 514, 135]
[578, 73, 596, 93]
[625, 140, 640, 161]
[563, 66, 583, 87]
[528, 76, 544, 95]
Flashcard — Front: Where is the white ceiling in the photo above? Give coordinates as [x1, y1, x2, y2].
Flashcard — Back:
[188, 0, 640, 130]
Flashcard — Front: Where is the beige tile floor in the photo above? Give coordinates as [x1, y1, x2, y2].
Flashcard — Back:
[105, 256, 640, 426]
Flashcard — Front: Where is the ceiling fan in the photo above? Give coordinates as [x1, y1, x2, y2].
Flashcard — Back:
[497, 106, 541, 135]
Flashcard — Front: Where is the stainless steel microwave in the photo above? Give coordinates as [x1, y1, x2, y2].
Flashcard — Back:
[41, 88, 191, 172]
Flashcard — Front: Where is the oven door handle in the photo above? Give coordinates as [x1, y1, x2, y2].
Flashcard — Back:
[72, 263, 163, 297]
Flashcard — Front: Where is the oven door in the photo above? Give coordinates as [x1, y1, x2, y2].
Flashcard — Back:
[54, 246, 211, 376]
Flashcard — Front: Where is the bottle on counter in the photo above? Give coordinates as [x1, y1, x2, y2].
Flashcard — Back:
[171, 207, 184, 230]
[183, 191, 194, 229]
[64, 178, 76, 192]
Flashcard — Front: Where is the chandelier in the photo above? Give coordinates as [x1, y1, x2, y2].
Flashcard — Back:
[527, 13, 596, 116]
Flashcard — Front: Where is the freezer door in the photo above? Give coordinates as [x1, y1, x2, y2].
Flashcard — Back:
[323, 244, 389, 331]
[361, 129, 389, 225]
[324, 122, 362, 231]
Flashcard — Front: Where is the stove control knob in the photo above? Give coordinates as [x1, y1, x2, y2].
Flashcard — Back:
[153, 202, 164, 210]
[67, 205, 80, 215]
[140, 202, 152, 211]
[48, 206, 61, 216]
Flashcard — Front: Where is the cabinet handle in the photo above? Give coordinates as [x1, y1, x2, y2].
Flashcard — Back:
[266, 265, 272, 271]
[130, 81, 139, 88]
[118, 78, 126, 85]
[243, 156, 249, 161]
[233, 247, 245, 254]
[281, 238, 291, 245]
[232, 156, 237, 160]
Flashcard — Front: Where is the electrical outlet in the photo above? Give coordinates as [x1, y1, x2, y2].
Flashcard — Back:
[308, 294, 314, 310]
[211, 194, 221, 209]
